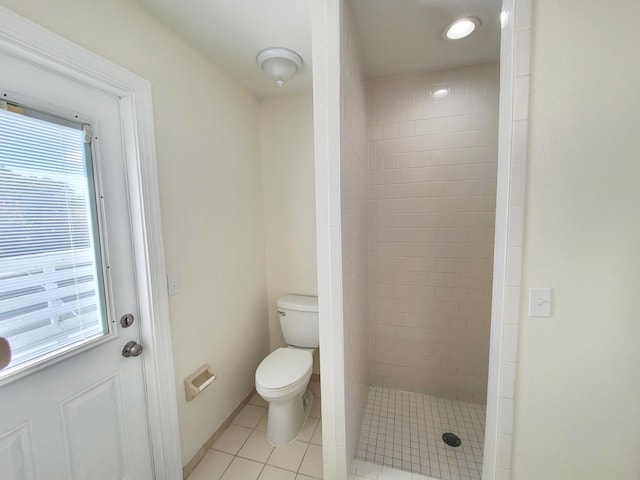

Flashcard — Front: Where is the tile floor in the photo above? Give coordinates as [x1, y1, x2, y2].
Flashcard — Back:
[187, 381, 324, 480]
[187, 382, 480, 480]
[356, 386, 486, 480]
[350, 459, 439, 480]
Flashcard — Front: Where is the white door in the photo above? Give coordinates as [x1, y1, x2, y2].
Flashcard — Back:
[0, 47, 154, 479]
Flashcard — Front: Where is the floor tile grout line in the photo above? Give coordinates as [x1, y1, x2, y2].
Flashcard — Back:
[217, 407, 320, 478]
[191, 382, 323, 480]
[357, 386, 485, 479]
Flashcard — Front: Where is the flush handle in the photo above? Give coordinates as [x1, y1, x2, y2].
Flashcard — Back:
[278, 310, 286, 317]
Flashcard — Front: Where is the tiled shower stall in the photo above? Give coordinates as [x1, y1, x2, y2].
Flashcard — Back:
[357, 61, 499, 480]
[333, 3, 500, 479]
[316, 0, 532, 478]
[367, 63, 499, 404]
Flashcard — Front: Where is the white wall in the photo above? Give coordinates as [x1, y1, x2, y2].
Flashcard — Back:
[512, 0, 640, 478]
[260, 93, 319, 373]
[0, 0, 269, 465]
[341, 3, 370, 467]
[367, 64, 499, 403]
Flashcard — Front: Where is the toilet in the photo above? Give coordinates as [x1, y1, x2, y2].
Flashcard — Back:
[255, 294, 318, 445]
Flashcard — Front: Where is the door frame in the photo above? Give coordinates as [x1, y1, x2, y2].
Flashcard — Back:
[0, 6, 182, 479]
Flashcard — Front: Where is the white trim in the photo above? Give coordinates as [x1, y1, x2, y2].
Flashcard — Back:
[483, 0, 516, 474]
[0, 7, 182, 479]
[312, 0, 344, 478]
[483, 0, 531, 478]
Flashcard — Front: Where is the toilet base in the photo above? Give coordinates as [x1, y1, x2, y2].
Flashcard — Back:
[266, 389, 314, 446]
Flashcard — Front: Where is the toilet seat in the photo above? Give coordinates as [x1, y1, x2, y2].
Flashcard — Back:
[255, 348, 312, 392]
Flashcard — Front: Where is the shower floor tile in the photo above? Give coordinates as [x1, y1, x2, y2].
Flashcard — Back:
[356, 386, 486, 480]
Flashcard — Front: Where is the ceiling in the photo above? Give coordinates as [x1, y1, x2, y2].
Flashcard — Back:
[136, 0, 313, 99]
[348, 0, 502, 79]
[137, 0, 501, 99]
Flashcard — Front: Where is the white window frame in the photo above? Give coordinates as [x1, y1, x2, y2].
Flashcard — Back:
[0, 104, 114, 382]
[0, 6, 182, 479]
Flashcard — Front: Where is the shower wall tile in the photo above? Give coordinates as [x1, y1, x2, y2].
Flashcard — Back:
[498, 397, 514, 435]
[367, 63, 500, 404]
[514, 28, 532, 77]
[499, 361, 517, 399]
[513, 75, 530, 121]
[498, 433, 513, 470]
[486, 1, 533, 477]
[496, 467, 512, 480]
[504, 286, 522, 325]
[515, 0, 533, 32]
[340, 4, 370, 472]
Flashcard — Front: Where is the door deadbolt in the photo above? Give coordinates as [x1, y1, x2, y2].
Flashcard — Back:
[120, 313, 134, 328]
[122, 341, 143, 358]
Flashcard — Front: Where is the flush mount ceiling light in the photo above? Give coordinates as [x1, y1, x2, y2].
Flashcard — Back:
[444, 17, 480, 40]
[256, 47, 303, 87]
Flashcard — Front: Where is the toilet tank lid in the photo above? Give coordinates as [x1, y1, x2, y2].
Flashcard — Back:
[277, 294, 318, 312]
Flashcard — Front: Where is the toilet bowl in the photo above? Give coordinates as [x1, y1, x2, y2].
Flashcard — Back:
[255, 347, 313, 445]
[255, 294, 319, 445]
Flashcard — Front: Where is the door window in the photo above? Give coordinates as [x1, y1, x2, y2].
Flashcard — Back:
[0, 103, 108, 378]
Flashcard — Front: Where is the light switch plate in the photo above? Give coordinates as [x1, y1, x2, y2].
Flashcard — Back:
[529, 288, 551, 317]
[167, 272, 180, 296]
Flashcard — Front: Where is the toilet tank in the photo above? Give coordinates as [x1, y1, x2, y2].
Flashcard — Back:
[277, 294, 319, 348]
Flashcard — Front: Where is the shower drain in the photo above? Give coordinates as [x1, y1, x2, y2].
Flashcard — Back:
[442, 432, 462, 447]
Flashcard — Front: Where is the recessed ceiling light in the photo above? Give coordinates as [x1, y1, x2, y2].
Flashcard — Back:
[444, 17, 480, 40]
[432, 88, 449, 99]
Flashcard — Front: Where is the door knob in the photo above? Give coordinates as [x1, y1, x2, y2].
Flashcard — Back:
[0, 337, 11, 370]
[122, 341, 143, 358]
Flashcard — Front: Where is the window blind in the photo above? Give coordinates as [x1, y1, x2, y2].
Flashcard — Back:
[0, 106, 106, 375]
